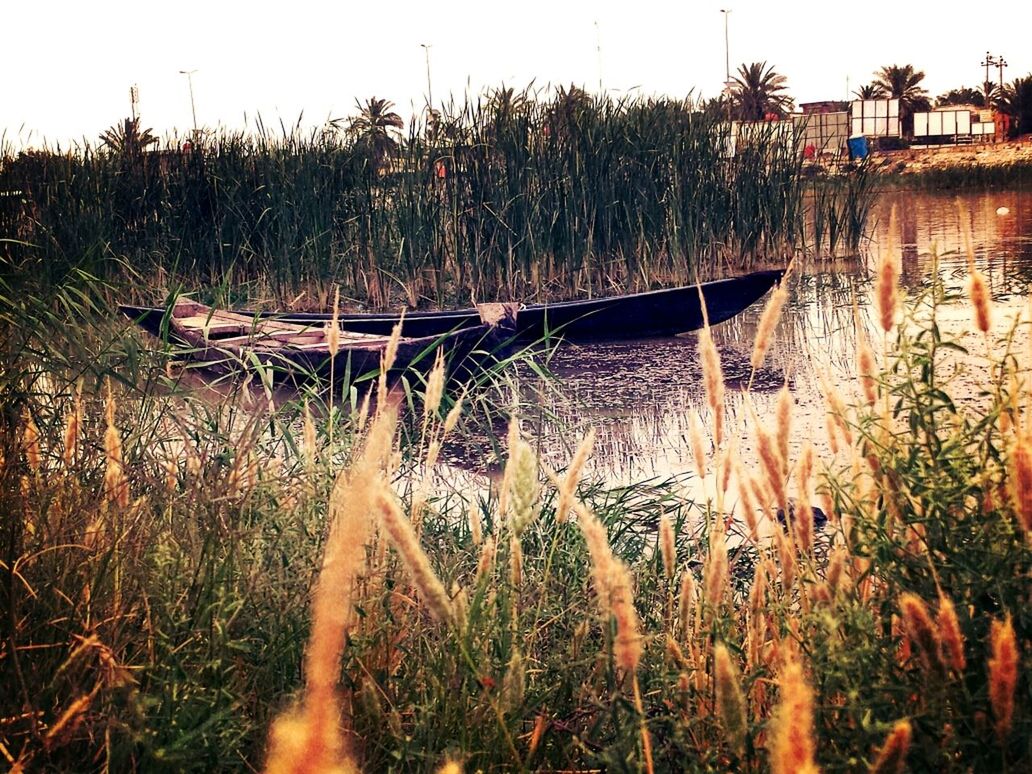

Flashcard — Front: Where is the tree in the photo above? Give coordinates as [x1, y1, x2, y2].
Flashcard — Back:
[339, 98, 404, 174]
[854, 82, 887, 100]
[998, 75, 1032, 136]
[730, 62, 794, 121]
[100, 118, 158, 157]
[484, 84, 532, 146]
[873, 64, 931, 136]
[935, 86, 987, 108]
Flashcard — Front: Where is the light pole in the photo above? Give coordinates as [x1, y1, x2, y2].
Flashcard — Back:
[720, 9, 731, 86]
[179, 69, 198, 139]
[720, 9, 732, 120]
[420, 44, 433, 109]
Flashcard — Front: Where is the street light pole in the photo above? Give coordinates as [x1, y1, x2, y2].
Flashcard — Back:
[720, 9, 731, 85]
[179, 69, 198, 138]
[720, 9, 732, 121]
[420, 44, 433, 109]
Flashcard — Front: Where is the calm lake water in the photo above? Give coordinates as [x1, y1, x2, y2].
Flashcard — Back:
[514, 188, 1032, 492]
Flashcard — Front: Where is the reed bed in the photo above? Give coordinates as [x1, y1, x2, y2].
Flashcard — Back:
[1, 88, 874, 311]
[2, 237, 1029, 772]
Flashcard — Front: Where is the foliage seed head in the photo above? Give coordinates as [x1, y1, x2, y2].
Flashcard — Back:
[423, 349, 446, 419]
[376, 488, 454, 626]
[751, 282, 789, 372]
[868, 720, 912, 774]
[770, 657, 818, 774]
[687, 409, 708, 482]
[899, 593, 944, 677]
[967, 269, 992, 334]
[557, 428, 595, 523]
[936, 594, 966, 674]
[698, 326, 726, 447]
[714, 643, 748, 758]
[988, 615, 1018, 742]
[875, 247, 900, 333]
[1008, 433, 1032, 533]
[857, 328, 878, 406]
[659, 513, 676, 580]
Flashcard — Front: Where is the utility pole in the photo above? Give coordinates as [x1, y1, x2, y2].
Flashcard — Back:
[996, 55, 1008, 92]
[421, 44, 433, 109]
[981, 51, 997, 103]
[595, 20, 603, 95]
[179, 69, 198, 139]
[130, 84, 139, 122]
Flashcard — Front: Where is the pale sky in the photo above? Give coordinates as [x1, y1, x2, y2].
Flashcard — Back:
[4, 1, 1029, 149]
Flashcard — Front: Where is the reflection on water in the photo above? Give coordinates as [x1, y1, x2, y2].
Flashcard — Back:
[522, 189, 1032, 492]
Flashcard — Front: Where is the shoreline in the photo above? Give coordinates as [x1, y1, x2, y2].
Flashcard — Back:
[866, 136, 1032, 186]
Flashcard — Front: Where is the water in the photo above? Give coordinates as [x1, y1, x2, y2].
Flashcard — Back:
[132, 188, 1032, 513]
[521, 188, 1032, 492]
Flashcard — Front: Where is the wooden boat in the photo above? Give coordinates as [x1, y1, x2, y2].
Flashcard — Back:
[127, 298, 516, 384]
[119, 269, 785, 342]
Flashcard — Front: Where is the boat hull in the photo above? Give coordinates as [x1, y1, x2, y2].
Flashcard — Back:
[119, 269, 784, 343]
[123, 299, 513, 386]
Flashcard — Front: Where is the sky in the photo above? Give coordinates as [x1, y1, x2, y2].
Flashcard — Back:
[4, 0, 1030, 149]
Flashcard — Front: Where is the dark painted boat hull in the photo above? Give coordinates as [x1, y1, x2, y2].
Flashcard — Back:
[119, 269, 784, 343]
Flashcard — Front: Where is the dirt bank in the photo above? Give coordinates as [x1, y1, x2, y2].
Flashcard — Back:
[870, 136, 1032, 175]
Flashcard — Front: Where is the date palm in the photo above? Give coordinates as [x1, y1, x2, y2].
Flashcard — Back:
[997, 75, 1032, 136]
[936, 86, 989, 108]
[873, 64, 931, 136]
[100, 118, 158, 157]
[484, 84, 532, 147]
[730, 62, 794, 121]
[853, 83, 887, 100]
[339, 97, 404, 174]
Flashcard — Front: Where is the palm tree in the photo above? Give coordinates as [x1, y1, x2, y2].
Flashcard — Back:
[873, 64, 931, 136]
[730, 62, 794, 121]
[936, 86, 988, 108]
[100, 118, 158, 157]
[486, 85, 531, 126]
[853, 83, 887, 100]
[997, 75, 1032, 137]
[339, 98, 404, 174]
[484, 84, 532, 146]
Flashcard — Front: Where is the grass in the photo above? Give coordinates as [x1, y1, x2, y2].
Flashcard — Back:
[1, 86, 877, 312]
[1, 239, 1029, 772]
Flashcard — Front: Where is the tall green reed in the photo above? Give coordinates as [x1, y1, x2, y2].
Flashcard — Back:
[2, 88, 876, 310]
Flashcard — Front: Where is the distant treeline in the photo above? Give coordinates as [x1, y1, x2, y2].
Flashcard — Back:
[0, 91, 874, 308]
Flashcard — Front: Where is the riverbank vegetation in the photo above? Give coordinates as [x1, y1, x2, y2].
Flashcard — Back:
[875, 156, 1032, 191]
[1, 89, 876, 312]
[2, 243, 1029, 771]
